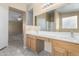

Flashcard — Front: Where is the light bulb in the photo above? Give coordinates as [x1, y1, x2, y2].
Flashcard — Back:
[17, 18, 22, 21]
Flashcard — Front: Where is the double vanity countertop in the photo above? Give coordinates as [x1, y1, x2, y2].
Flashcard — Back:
[26, 31, 79, 44]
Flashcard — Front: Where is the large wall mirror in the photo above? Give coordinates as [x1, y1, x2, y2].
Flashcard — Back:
[35, 3, 79, 32]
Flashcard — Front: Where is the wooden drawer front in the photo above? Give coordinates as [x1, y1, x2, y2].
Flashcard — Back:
[52, 40, 68, 48]
[67, 43, 79, 50]
[54, 47, 67, 56]
[68, 51, 79, 56]
[53, 40, 79, 50]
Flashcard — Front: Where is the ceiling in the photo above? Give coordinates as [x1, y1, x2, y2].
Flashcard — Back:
[56, 3, 79, 13]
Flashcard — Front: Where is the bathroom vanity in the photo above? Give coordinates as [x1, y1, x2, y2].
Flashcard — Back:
[26, 31, 79, 56]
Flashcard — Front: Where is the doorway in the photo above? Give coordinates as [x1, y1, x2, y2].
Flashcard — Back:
[9, 7, 26, 48]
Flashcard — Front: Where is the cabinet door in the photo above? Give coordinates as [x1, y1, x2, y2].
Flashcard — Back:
[54, 47, 67, 56]
[30, 38, 36, 52]
[68, 49, 79, 56]
[26, 37, 31, 48]
[26, 35, 44, 53]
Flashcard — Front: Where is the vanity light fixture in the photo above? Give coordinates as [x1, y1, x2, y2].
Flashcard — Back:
[42, 3, 54, 9]
[17, 17, 22, 21]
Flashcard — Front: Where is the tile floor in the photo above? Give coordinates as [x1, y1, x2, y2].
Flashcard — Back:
[0, 34, 50, 56]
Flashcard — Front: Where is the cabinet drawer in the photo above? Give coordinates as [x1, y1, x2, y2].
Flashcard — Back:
[54, 47, 67, 56]
[68, 50, 79, 56]
[52, 40, 68, 48]
[68, 43, 79, 49]
[52, 40, 79, 49]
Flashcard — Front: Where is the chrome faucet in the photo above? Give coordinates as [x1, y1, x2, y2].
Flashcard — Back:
[71, 31, 74, 38]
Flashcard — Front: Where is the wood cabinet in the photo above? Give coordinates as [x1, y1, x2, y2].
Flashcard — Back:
[67, 43, 79, 56]
[26, 34, 79, 56]
[52, 40, 79, 56]
[52, 40, 68, 56]
[26, 34, 44, 53]
[68, 50, 79, 56]
[26, 36, 31, 48]
[26, 35, 37, 52]
[30, 38, 36, 52]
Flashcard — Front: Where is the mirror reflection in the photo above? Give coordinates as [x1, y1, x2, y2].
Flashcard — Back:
[35, 3, 79, 32]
